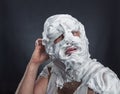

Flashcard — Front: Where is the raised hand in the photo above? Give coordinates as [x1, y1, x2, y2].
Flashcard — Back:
[30, 38, 49, 66]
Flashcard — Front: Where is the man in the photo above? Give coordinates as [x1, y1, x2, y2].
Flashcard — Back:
[16, 14, 120, 94]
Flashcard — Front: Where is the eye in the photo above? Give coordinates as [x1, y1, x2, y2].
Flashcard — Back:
[54, 34, 64, 44]
[72, 31, 80, 37]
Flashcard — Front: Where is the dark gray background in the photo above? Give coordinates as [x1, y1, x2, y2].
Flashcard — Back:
[1, 0, 120, 93]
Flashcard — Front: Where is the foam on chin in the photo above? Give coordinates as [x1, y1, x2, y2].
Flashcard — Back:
[54, 43, 89, 82]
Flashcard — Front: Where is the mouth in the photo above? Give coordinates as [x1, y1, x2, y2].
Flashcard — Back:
[65, 47, 77, 56]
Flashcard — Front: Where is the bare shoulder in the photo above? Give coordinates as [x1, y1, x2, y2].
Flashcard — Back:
[34, 76, 49, 94]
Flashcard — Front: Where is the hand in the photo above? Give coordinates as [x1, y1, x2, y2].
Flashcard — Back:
[30, 38, 49, 66]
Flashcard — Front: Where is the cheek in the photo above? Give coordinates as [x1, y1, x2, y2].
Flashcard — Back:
[54, 40, 65, 53]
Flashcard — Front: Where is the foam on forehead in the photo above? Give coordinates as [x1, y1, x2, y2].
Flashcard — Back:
[44, 14, 79, 32]
[44, 14, 77, 24]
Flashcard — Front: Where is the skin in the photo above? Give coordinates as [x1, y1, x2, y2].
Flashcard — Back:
[15, 31, 94, 94]
[15, 38, 49, 94]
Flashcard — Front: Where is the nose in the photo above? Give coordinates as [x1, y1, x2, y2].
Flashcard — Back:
[66, 41, 69, 45]
[64, 35, 73, 45]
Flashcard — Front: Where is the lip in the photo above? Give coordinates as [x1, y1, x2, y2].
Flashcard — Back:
[65, 47, 77, 55]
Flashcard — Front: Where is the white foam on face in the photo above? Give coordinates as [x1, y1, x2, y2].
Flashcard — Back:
[42, 14, 90, 61]
[42, 14, 90, 85]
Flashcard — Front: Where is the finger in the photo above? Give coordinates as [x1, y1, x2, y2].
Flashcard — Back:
[35, 38, 42, 46]
[35, 38, 46, 52]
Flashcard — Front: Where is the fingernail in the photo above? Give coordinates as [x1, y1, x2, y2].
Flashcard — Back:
[35, 40, 38, 46]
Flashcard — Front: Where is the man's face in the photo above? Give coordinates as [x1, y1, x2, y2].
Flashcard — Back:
[54, 31, 80, 55]
[42, 14, 89, 63]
